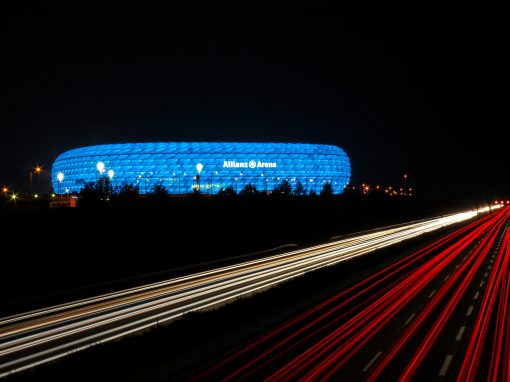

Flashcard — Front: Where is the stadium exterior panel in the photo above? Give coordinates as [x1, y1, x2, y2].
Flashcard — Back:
[51, 142, 351, 194]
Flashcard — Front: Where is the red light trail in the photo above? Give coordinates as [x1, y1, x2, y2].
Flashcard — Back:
[192, 206, 510, 381]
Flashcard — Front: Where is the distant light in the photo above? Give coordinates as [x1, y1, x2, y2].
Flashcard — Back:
[57, 172, 64, 182]
[196, 163, 204, 174]
[11, 193, 17, 201]
[96, 161, 105, 173]
[108, 169, 115, 179]
[34, 194, 39, 198]
[51, 193, 55, 198]
[35, 166, 42, 173]
[65, 188, 69, 193]
[2, 187, 8, 193]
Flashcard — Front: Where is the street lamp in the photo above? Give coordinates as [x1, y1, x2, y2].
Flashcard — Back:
[108, 169, 114, 179]
[196, 163, 203, 192]
[57, 172, 64, 206]
[29, 165, 45, 195]
[96, 161, 105, 180]
[403, 174, 408, 194]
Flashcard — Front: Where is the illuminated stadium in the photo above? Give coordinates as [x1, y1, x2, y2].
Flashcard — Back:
[51, 142, 351, 194]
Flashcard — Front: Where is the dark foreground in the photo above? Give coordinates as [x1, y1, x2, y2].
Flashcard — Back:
[8, 206, 508, 382]
[1, 196, 481, 317]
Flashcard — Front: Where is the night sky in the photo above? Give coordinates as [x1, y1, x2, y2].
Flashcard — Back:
[2, 5, 507, 198]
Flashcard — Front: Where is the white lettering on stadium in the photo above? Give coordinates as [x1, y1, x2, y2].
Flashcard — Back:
[223, 160, 277, 169]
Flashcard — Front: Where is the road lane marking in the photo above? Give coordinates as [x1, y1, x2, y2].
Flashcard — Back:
[404, 313, 416, 326]
[429, 290, 436, 298]
[439, 355, 454, 376]
[362, 351, 382, 372]
[444, 274, 450, 281]
[455, 326, 466, 341]
[474, 291, 480, 300]
[484, 272, 488, 278]
[480, 281, 485, 287]
[466, 306, 474, 316]
[455, 264, 460, 269]
[488, 265, 492, 270]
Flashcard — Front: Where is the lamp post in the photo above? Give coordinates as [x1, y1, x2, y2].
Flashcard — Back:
[403, 174, 408, 195]
[29, 166, 44, 195]
[57, 172, 64, 206]
[196, 163, 203, 193]
[96, 161, 105, 181]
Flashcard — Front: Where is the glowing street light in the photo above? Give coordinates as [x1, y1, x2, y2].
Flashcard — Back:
[96, 161, 105, 175]
[108, 169, 115, 179]
[196, 163, 203, 192]
[57, 172, 64, 206]
[29, 165, 45, 195]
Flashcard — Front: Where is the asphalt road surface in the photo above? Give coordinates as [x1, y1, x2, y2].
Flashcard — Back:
[0, 208, 491, 378]
[188, 205, 510, 381]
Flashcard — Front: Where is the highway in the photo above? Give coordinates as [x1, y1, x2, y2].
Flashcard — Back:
[0, 206, 500, 378]
[190, 205, 510, 381]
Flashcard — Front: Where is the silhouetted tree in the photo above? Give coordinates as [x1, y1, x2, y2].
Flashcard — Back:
[293, 181, 307, 196]
[272, 179, 292, 196]
[112, 181, 139, 205]
[240, 183, 259, 196]
[77, 176, 116, 207]
[218, 185, 237, 197]
[320, 183, 334, 197]
[309, 189, 317, 197]
[149, 182, 169, 196]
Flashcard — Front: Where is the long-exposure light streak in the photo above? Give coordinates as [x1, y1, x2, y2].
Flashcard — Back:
[0, 208, 493, 378]
[191, 206, 510, 381]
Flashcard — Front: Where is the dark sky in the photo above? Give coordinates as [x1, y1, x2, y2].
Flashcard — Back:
[2, 5, 507, 198]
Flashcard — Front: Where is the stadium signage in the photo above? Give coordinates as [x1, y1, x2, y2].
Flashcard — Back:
[223, 160, 277, 169]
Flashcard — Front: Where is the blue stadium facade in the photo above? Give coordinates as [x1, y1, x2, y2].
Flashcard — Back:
[51, 142, 351, 195]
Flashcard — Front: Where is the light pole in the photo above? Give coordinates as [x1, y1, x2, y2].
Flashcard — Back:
[403, 174, 408, 195]
[196, 163, 203, 193]
[29, 166, 44, 196]
[57, 172, 64, 206]
[96, 161, 105, 181]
